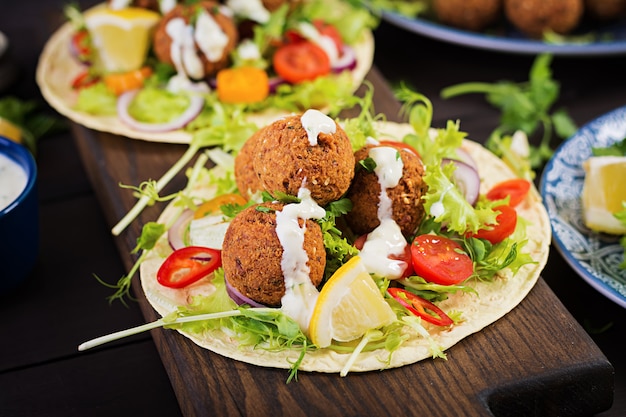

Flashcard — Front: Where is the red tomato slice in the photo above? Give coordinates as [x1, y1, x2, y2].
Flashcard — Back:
[312, 19, 343, 55]
[486, 178, 531, 207]
[71, 29, 92, 62]
[273, 41, 331, 84]
[387, 287, 453, 326]
[470, 205, 517, 244]
[71, 71, 100, 90]
[354, 234, 414, 278]
[410, 235, 473, 285]
[157, 246, 221, 289]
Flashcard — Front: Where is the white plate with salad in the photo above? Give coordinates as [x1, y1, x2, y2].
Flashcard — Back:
[540, 105, 626, 308]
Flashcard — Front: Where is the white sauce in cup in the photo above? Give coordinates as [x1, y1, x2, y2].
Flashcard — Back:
[0, 153, 27, 212]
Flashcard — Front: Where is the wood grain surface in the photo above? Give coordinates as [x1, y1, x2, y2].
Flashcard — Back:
[71, 67, 613, 417]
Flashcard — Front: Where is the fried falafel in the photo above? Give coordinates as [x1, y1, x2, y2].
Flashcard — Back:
[153, 1, 238, 79]
[345, 143, 427, 239]
[433, 0, 503, 32]
[504, 0, 584, 38]
[234, 126, 266, 200]
[253, 110, 355, 207]
[222, 201, 326, 306]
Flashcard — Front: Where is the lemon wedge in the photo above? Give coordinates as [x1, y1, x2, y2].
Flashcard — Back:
[0, 117, 21, 143]
[84, 6, 160, 72]
[582, 155, 626, 235]
[309, 256, 396, 348]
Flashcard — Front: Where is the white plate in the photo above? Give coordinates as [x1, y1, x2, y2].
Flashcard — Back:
[540, 105, 626, 308]
[382, 11, 626, 56]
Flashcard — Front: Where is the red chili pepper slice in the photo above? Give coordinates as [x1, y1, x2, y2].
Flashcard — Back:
[387, 287, 453, 326]
[157, 246, 221, 289]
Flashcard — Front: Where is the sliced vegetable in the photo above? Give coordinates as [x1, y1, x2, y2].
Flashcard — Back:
[486, 178, 531, 207]
[71, 70, 100, 90]
[469, 205, 517, 244]
[216, 66, 270, 104]
[168, 209, 194, 251]
[273, 41, 331, 84]
[156, 246, 221, 289]
[354, 234, 414, 279]
[313, 19, 344, 55]
[70, 29, 92, 64]
[387, 287, 453, 326]
[116, 89, 204, 132]
[194, 193, 247, 219]
[410, 235, 473, 285]
[225, 277, 266, 307]
[103, 66, 153, 96]
[442, 158, 480, 206]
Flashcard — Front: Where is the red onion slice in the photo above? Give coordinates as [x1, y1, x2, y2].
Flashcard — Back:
[454, 147, 478, 171]
[332, 45, 357, 73]
[117, 89, 204, 133]
[442, 158, 480, 206]
[225, 277, 267, 308]
[168, 209, 194, 251]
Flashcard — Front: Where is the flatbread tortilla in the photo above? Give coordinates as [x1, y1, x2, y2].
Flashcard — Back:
[35, 6, 374, 144]
[138, 121, 551, 373]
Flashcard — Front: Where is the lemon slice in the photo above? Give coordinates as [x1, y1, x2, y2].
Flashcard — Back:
[0, 117, 21, 143]
[582, 155, 626, 235]
[309, 256, 396, 348]
[84, 6, 160, 72]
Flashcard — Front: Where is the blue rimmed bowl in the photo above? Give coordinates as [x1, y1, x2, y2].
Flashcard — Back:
[0, 135, 39, 295]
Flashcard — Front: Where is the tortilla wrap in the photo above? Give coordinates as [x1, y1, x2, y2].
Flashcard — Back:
[35, 5, 375, 144]
[139, 121, 551, 373]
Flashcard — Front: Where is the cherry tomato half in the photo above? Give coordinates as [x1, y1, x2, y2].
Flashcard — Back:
[194, 193, 247, 219]
[354, 234, 414, 279]
[387, 287, 453, 326]
[312, 19, 343, 55]
[469, 205, 517, 244]
[486, 178, 531, 207]
[410, 235, 473, 285]
[273, 41, 330, 84]
[157, 246, 221, 289]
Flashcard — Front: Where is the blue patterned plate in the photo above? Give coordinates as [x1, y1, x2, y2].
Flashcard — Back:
[540, 106, 626, 308]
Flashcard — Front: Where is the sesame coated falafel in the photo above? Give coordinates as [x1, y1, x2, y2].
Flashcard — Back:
[253, 113, 355, 207]
[504, 0, 584, 38]
[345, 143, 427, 239]
[234, 126, 266, 200]
[433, 0, 503, 32]
[152, 1, 239, 78]
[221, 202, 326, 306]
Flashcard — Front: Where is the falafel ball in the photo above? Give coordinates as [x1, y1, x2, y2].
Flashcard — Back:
[234, 126, 266, 200]
[345, 143, 427, 239]
[222, 202, 326, 306]
[433, 0, 502, 32]
[585, 0, 626, 20]
[504, 0, 584, 38]
[253, 112, 355, 207]
[153, 1, 238, 78]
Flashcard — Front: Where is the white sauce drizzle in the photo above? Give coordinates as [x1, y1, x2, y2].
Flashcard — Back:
[236, 39, 261, 61]
[276, 188, 326, 333]
[109, 0, 131, 10]
[296, 21, 339, 65]
[226, 0, 270, 23]
[194, 10, 229, 63]
[359, 146, 409, 279]
[159, 0, 177, 14]
[430, 183, 453, 218]
[300, 109, 336, 146]
[0, 153, 27, 212]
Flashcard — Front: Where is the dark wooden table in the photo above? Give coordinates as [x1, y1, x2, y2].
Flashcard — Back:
[1, 2, 625, 416]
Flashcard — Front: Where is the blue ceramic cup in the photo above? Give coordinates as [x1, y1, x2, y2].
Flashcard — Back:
[0, 136, 39, 295]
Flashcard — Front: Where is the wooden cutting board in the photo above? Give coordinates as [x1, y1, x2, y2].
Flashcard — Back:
[71, 67, 613, 417]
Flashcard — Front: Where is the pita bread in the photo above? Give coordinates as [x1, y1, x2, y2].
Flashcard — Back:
[36, 4, 374, 144]
[139, 121, 551, 374]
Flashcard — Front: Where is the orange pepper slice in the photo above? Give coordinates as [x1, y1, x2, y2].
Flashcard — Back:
[216, 67, 270, 104]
